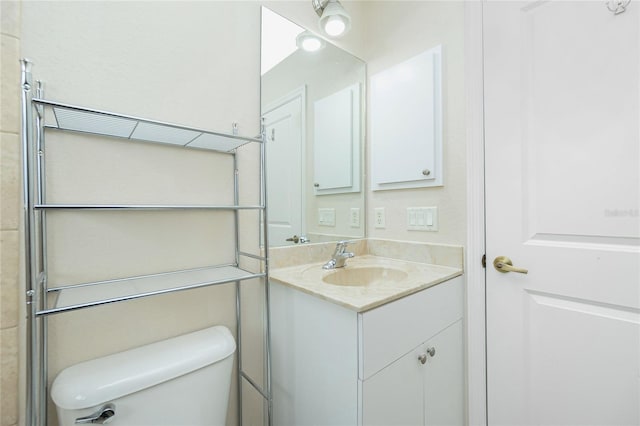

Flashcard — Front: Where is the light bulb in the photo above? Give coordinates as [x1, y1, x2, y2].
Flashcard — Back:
[296, 31, 326, 52]
[317, 0, 351, 38]
[302, 38, 322, 52]
[324, 16, 346, 36]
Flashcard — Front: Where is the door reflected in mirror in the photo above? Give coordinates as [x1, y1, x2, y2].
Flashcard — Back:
[261, 7, 366, 247]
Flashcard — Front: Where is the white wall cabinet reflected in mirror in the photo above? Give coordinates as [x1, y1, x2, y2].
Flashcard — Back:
[313, 82, 361, 195]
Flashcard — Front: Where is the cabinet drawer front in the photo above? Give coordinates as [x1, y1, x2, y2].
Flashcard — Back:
[358, 276, 463, 380]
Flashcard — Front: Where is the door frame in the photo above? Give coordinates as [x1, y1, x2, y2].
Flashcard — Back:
[464, 2, 487, 425]
[263, 85, 307, 244]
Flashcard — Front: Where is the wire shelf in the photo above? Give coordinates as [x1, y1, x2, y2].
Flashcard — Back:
[34, 203, 265, 211]
[39, 265, 265, 316]
[33, 98, 262, 153]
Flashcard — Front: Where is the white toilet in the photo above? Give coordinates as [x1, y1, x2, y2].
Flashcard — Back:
[51, 326, 236, 426]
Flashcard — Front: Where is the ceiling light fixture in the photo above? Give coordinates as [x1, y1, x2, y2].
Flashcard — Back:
[296, 31, 326, 52]
[312, 0, 351, 38]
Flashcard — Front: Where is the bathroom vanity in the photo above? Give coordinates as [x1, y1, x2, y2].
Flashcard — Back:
[270, 240, 464, 426]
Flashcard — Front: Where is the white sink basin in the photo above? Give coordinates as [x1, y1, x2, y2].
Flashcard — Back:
[321, 266, 409, 287]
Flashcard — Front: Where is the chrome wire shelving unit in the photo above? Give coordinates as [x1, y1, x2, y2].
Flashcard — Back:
[20, 60, 272, 426]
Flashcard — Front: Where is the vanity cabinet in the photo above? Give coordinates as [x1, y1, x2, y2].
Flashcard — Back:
[271, 275, 464, 426]
[362, 320, 464, 426]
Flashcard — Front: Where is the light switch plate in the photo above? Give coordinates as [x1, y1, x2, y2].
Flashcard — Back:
[374, 207, 386, 228]
[407, 207, 438, 231]
[350, 208, 360, 228]
[318, 208, 336, 226]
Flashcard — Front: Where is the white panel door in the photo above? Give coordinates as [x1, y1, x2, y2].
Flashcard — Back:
[263, 91, 304, 246]
[484, 2, 639, 425]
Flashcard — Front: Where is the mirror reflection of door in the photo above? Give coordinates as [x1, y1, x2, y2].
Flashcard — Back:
[261, 6, 366, 248]
[263, 87, 305, 247]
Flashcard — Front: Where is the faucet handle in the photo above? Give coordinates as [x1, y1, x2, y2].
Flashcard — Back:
[334, 240, 355, 256]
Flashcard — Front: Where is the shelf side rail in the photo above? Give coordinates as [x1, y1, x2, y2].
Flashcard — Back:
[21, 58, 45, 426]
[260, 119, 274, 426]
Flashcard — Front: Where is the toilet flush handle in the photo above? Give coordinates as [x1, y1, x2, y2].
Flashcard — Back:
[75, 403, 116, 424]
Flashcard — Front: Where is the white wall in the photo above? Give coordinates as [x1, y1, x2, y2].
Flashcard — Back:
[362, 1, 466, 245]
[21, 2, 261, 424]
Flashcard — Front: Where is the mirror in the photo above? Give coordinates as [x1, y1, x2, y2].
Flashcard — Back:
[261, 7, 366, 247]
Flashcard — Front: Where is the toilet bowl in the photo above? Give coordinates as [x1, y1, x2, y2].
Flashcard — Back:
[51, 326, 235, 426]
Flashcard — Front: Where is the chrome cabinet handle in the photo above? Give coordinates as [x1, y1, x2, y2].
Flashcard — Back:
[75, 403, 115, 424]
[493, 256, 528, 274]
[418, 353, 427, 364]
[418, 347, 436, 365]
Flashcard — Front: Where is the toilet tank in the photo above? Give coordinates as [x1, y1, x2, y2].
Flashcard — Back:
[51, 326, 236, 426]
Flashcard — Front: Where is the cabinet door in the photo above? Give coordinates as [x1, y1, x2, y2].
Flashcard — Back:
[370, 45, 443, 191]
[423, 320, 464, 426]
[362, 347, 424, 426]
[313, 83, 361, 194]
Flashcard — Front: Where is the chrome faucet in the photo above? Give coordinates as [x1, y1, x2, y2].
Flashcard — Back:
[322, 241, 355, 269]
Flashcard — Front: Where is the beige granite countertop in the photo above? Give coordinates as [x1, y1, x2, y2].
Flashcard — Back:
[269, 254, 463, 312]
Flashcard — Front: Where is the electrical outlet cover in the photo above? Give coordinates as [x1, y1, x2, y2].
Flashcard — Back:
[374, 207, 386, 228]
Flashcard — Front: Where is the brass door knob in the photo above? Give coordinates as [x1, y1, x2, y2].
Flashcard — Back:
[493, 256, 528, 274]
[286, 235, 300, 244]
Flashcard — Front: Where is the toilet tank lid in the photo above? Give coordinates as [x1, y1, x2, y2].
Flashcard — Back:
[51, 325, 236, 410]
